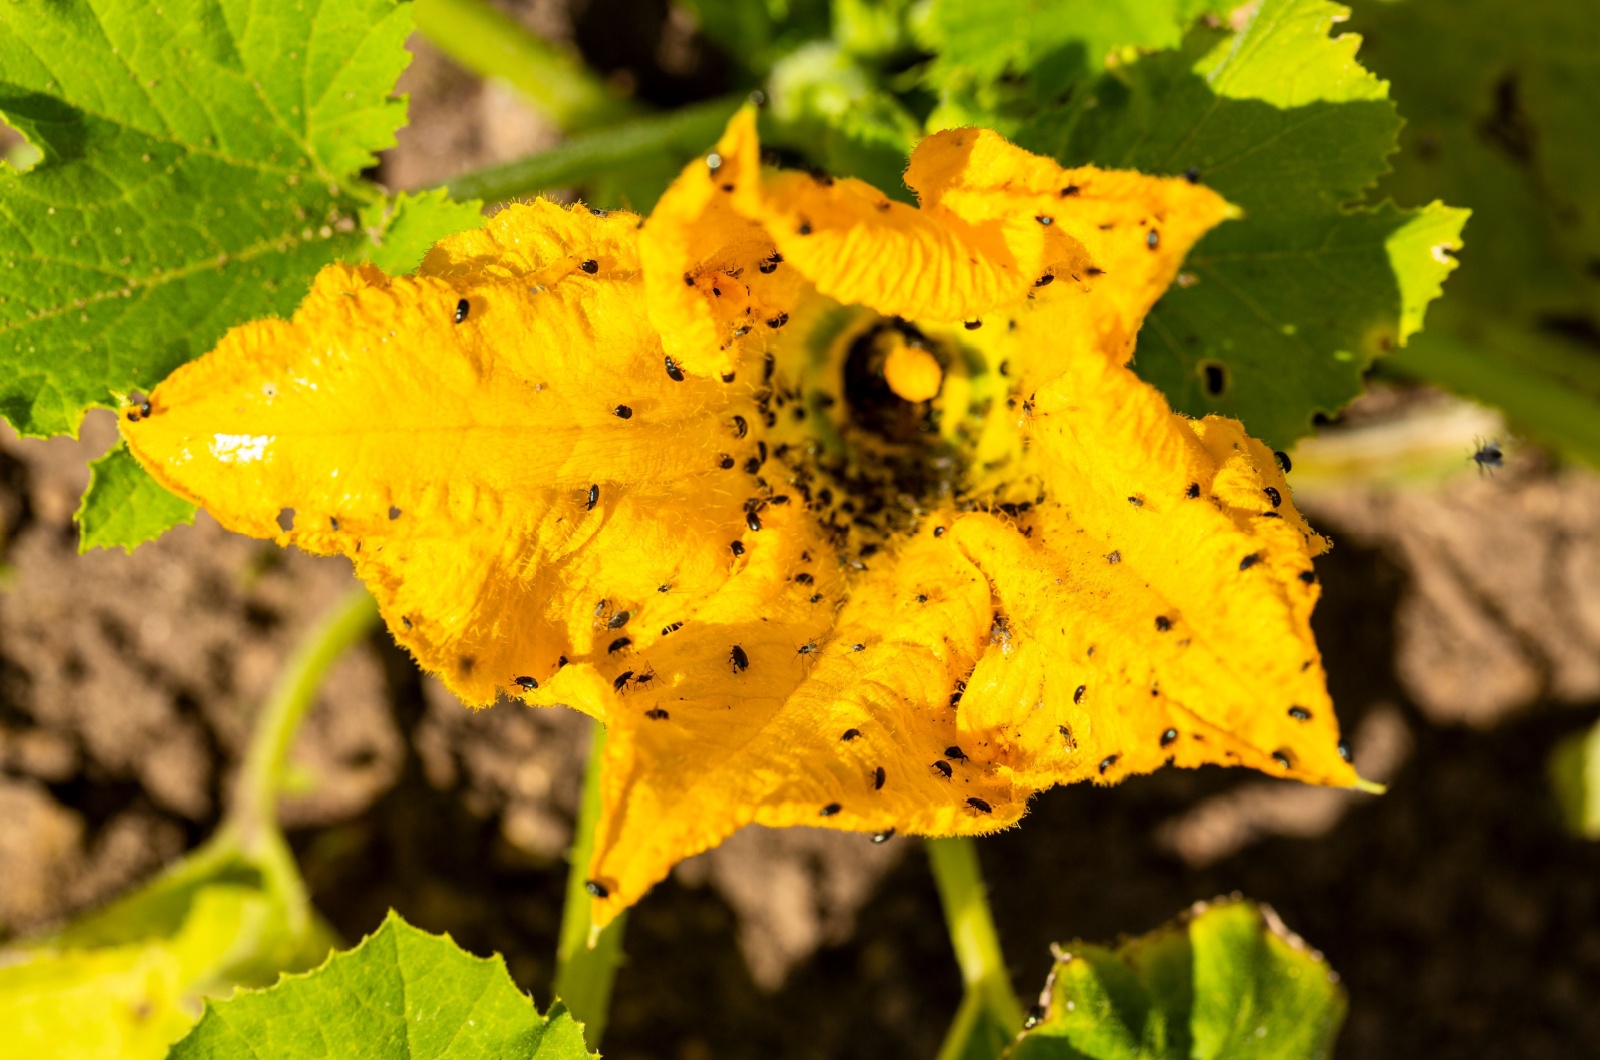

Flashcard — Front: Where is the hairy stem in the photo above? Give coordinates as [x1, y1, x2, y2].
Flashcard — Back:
[413, 0, 634, 129]
[555, 718, 628, 1047]
[927, 836, 1026, 1060]
[230, 587, 381, 854]
[440, 95, 744, 204]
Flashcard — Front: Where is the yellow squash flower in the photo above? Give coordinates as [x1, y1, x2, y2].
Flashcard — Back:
[124, 111, 1361, 923]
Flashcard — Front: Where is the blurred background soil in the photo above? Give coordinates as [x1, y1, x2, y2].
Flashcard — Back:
[4, 7, 1600, 1058]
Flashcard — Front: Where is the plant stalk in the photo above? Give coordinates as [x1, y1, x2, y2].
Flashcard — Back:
[554, 717, 627, 1047]
[439, 95, 744, 204]
[927, 836, 1026, 1060]
[230, 586, 381, 854]
[413, 0, 634, 129]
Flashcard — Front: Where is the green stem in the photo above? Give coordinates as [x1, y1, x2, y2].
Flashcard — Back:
[413, 0, 634, 129]
[439, 95, 744, 204]
[554, 718, 627, 1048]
[927, 836, 1026, 1060]
[230, 587, 381, 855]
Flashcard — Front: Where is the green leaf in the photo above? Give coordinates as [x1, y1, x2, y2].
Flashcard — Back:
[359, 189, 486, 275]
[998, 0, 1467, 447]
[1006, 898, 1346, 1060]
[1346, 0, 1600, 467]
[169, 912, 594, 1060]
[766, 42, 923, 199]
[0, 0, 482, 548]
[74, 442, 197, 553]
[918, 0, 1229, 109]
[1550, 713, 1600, 841]
[0, 835, 335, 1060]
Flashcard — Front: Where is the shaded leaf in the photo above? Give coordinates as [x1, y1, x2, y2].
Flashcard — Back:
[168, 912, 591, 1060]
[1000, 0, 1468, 447]
[1008, 898, 1345, 1060]
[1347, 0, 1600, 466]
[126, 111, 1359, 924]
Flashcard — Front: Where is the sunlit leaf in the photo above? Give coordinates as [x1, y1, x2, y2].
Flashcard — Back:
[168, 912, 591, 1060]
[1007, 898, 1345, 1060]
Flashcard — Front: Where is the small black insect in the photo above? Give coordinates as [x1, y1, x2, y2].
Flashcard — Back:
[138, 400, 153, 419]
[1160, 728, 1178, 747]
[1274, 450, 1292, 473]
[731, 415, 748, 438]
[1337, 739, 1353, 762]
[634, 672, 654, 686]
[719, 454, 736, 469]
[1264, 486, 1282, 508]
[585, 880, 609, 898]
[1272, 750, 1294, 769]
[645, 708, 670, 720]
[1146, 229, 1160, 250]
[586, 484, 599, 510]
[932, 760, 953, 778]
[1061, 184, 1080, 196]
[1034, 273, 1054, 288]
[1106, 550, 1122, 564]
[964, 319, 983, 330]
[1127, 495, 1144, 507]
[794, 572, 813, 584]
[766, 313, 789, 329]
[967, 797, 992, 813]
[841, 728, 861, 742]
[873, 766, 886, 790]
[945, 746, 968, 761]
[614, 404, 633, 419]
[1073, 685, 1086, 704]
[608, 610, 631, 630]
[730, 644, 749, 672]
[1288, 706, 1312, 721]
[1183, 166, 1201, 184]
[661, 622, 683, 636]
[608, 637, 631, 654]
[1186, 482, 1200, 499]
[797, 221, 812, 236]
[1299, 570, 1316, 584]
[872, 829, 895, 843]
[1472, 438, 1504, 475]
[579, 258, 599, 274]
[933, 526, 946, 537]
[388, 505, 402, 520]
[796, 642, 819, 657]
[1098, 754, 1120, 775]
[1155, 615, 1172, 632]
[454, 298, 470, 323]
[514, 675, 539, 690]
[819, 803, 841, 817]
[665, 355, 685, 382]
[1239, 552, 1262, 571]
[759, 252, 783, 274]
[746, 511, 762, 532]
[1035, 215, 1053, 226]
[853, 644, 865, 652]
[613, 670, 634, 692]
[730, 541, 745, 556]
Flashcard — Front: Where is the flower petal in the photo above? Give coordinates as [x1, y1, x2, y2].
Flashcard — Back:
[125, 202, 765, 708]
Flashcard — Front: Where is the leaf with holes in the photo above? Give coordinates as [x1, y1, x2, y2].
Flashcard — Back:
[1007, 898, 1346, 1060]
[168, 912, 592, 1060]
[993, 0, 1469, 447]
[0, 0, 482, 548]
[125, 110, 1364, 925]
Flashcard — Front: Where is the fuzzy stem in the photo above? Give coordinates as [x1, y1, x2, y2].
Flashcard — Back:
[413, 0, 634, 129]
[554, 718, 627, 1047]
[927, 836, 1026, 1059]
[439, 95, 743, 204]
[230, 587, 380, 854]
